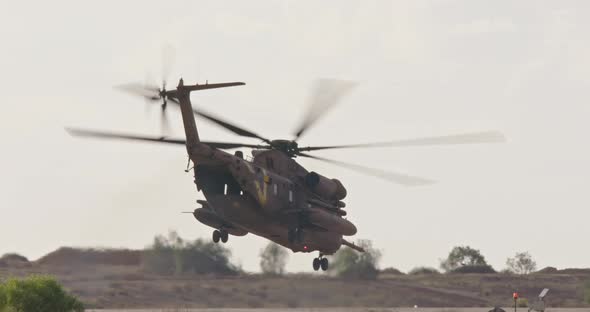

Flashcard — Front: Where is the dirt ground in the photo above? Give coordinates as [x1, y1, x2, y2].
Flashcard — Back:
[1, 249, 589, 309]
[87, 309, 590, 312]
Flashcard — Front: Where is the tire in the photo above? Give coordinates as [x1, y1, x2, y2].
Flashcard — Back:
[320, 257, 329, 271]
[312, 258, 320, 271]
[212, 230, 221, 243]
[221, 230, 229, 243]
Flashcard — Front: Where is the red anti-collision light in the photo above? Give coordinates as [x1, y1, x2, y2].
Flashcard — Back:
[303, 245, 308, 251]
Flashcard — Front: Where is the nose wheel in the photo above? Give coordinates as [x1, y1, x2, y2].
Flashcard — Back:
[212, 229, 229, 243]
[312, 254, 329, 271]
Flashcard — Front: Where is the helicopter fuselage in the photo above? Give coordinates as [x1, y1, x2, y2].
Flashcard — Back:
[188, 143, 355, 255]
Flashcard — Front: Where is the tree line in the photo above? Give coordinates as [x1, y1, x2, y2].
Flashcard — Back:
[140, 231, 539, 279]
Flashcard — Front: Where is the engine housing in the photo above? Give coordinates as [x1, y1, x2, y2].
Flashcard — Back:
[304, 171, 347, 200]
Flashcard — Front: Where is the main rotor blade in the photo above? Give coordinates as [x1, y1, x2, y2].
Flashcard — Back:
[66, 128, 268, 150]
[297, 152, 434, 186]
[293, 79, 357, 141]
[192, 109, 273, 144]
[299, 131, 506, 152]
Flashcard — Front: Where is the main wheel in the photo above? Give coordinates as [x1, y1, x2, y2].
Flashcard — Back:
[320, 257, 329, 271]
[220, 230, 229, 243]
[312, 258, 320, 271]
[212, 230, 221, 243]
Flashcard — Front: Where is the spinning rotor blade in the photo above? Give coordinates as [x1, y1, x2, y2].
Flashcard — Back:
[192, 108, 272, 144]
[66, 128, 268, 150]
[299, 131, 506, 152]
[115, 83, 160, 101]
[297, 152, 434, 186]
[293, 79, 357, 141]
[161, 44, 176, 86]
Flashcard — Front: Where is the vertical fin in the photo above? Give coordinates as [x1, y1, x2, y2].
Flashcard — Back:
[173, 78, 245, 154]
[176, 79, 200, 152]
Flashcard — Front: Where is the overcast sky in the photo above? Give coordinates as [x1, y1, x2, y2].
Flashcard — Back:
[1, 0, 589, 273]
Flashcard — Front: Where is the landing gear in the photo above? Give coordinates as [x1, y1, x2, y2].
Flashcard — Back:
[313, 258, 320, 271]
[212, 230, 221, 243]
[220, 230, 229, 243]
[320, 257, 329, 271]
[212, 229, 229, 244]
[312, 254, 329, 271]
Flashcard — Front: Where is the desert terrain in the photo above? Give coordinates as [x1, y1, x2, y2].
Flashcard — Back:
[1, 248, 589, 310]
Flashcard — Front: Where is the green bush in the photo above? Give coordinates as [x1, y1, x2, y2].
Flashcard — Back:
[142, 231, 238, 275]
[0, 275, 83, 312]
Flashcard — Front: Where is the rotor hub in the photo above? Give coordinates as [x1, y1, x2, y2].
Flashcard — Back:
[270, 140, 299, 156]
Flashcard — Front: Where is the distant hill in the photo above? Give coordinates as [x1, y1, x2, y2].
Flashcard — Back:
[36, 247, 141, 266]
[0, 247, 589, 309]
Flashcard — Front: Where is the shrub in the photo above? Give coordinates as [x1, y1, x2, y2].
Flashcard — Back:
[259, 243, 289, 275]
[329, 240, 381, 279]
[451, 264, 496, 274]
[408, 266, 440, 275]
[142, 231, 238, 275]
[536, 266, 558, 274]
[517, 298, 529, 307]
[380, 267, 405, 275]
[0, 275, 83, 312]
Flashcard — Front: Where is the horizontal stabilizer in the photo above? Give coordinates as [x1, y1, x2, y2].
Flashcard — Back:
[184, 82, 245, 92]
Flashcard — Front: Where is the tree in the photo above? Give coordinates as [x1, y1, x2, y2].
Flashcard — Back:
[259, 243, 289, 275]
[440, 246, 490, 273]
[506, 251, 537, 274]
[329, 240, 381, 279]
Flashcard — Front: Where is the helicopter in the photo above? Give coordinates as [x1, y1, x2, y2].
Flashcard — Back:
[67, 77, 505, 271]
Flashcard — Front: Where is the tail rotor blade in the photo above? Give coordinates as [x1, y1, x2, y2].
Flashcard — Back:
[114, 83, 160, 101]
[161, 44, 176, 87]
[161, 105, 171, 136]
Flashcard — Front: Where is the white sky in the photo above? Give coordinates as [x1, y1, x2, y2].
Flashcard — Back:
[1, 0, 589, 273]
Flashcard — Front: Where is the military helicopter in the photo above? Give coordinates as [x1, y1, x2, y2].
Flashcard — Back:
[67, 77, 505, 271]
